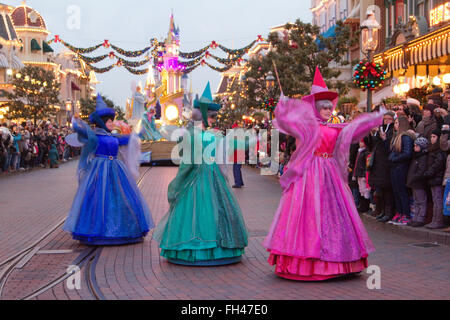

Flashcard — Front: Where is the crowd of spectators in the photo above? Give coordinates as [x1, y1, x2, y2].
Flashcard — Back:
[0, 121, 80, 175]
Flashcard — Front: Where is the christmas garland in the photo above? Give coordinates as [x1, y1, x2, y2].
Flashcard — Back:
[204, 61, 234, 73]
[110, 44, 152, 57]
[61, 41, 103, 54]
[262, 97, 278, 112]
[217, 41, 256, 55]
[124, 65, 149, 75]
[353, 60, 387, 91]
[179, 45, 210, 59]
[78, 53, 109, 64]
[179, 54, 206, 67]
[85, 63, 116, 74]
[183, 62, 202, 74]
[117, 56, 150, 68]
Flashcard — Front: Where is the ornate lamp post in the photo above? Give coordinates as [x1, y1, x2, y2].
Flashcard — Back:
[360, 9, 380, 112]
[265, 71, 276, 121]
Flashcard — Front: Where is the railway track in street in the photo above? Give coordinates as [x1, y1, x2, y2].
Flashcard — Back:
[0, 167, 152, 300]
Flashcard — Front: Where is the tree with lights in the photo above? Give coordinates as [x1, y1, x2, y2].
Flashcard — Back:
[79, 94, 126, 122]
[3, 66, 61, 125]
[243, 20, 356, 109]
[214, 82, 257, 130]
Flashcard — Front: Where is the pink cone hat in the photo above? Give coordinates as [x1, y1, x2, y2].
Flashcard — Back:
[308, 67, 339, 102]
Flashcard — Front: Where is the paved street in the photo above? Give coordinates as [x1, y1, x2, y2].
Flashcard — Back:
[1, 162, 450, 300]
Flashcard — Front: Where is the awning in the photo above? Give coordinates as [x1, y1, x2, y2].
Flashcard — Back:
[71, 82, 81, 91]
[31, 39, 41, 51]
[42, 41, 54, 53]
[0, 52, 8, 68]
[317, 25, 337, 50]
[11, 54, 24, 69]
[377, 25, 450, 73]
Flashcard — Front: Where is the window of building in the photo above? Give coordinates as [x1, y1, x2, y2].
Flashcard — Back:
[329, 3, 336, 26]
[340, 0, 348, 19]
[395, 0, 405, 25]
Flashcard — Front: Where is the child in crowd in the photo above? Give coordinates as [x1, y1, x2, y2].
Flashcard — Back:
[354, 138, 371, 213]
[423, 130, 447, 229]
[406, 137, 429, 227]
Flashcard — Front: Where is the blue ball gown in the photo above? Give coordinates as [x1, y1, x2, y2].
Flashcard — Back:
[64, 119, 154, 246]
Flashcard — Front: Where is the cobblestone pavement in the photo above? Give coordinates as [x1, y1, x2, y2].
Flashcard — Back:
[1, 164, 450, 300]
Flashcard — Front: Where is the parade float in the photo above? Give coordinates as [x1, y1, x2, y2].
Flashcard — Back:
[127, 15, 189, 165]
[46, 14, 263, 165]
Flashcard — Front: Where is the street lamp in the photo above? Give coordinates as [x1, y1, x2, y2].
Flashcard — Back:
[265, 71, 276, 121]
[360, 9, 380, 112]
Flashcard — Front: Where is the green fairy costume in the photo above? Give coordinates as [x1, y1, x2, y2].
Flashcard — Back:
[153, 83, 248, 266]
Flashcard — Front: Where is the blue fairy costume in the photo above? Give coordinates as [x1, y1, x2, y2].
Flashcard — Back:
[153, 83, 248, 266]
[64, 95, 154, 246]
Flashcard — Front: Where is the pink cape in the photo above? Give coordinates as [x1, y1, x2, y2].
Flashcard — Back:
[264, 95, 383, 280]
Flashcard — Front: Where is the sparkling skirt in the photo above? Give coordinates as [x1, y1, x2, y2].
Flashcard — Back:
[263, 156, 374, 280]
[64, 157, 154, 245]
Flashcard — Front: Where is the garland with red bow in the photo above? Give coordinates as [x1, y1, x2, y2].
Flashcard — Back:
[353, 59, 387, 91]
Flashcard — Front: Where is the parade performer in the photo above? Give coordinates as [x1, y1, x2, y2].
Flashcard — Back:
[64, 94, 154, 245]
[263, 68, 384, 281]
[131, 86, 147, 125]
[153, 82, 248, 266]
[140, 107, 163, 141]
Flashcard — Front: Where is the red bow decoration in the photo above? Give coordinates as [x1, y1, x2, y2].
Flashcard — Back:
[257, 35, 264, 42]
[103, 40, 110, 48]
[205, 51, 211, 58]
[116, 60, 123, 67]
[363, 65, 379, 78]
[210, 41, 218, 49]
[109, 51, 115, 59]
[201, 59, 206, 66]
[54, 35, 61, 43]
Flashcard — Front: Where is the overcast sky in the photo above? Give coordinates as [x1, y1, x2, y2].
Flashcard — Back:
[14, 0, 312, 108]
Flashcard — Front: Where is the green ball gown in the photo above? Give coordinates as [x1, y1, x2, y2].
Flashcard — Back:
[153, 127, 248, 266]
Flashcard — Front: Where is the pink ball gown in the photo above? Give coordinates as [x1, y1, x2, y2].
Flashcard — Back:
[263, 95, 383, 281]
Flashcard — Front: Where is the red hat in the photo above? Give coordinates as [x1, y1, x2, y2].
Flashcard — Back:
[309, 67, 339, 102]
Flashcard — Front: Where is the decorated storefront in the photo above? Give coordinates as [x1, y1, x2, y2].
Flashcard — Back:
[374, 9, 450, 100]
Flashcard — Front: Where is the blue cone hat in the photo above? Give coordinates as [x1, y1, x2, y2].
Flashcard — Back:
[193, 82, 221, 126]
[89, 94, 116, 124]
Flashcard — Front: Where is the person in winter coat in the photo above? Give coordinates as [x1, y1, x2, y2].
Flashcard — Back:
[369, 111, 395, 221]
[48, 144, 59, 169]
[354, 138, 371, 213]
[406, 137, 429, 227]
[440, 125, 450, 232]
[348, 142, 361, 208]
[423, 130, 447, 229]
[416, 104, 438, 142]
[387, 116, 414, 225]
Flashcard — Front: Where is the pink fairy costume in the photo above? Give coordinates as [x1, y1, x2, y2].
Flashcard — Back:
[263, 68, 384, 281]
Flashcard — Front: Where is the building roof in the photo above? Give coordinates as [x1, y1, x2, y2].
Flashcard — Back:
[0, 11, 18, 42]
[216, 75, 230, 95]
[11, 3, 47, 31]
